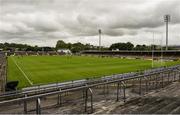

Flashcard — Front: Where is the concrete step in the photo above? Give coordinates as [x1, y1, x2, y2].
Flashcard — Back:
[133, 97, 164, 114]
[113, 97, 141, 114]
[155, 99, 180, 114]
[141, 99, 171, 114]
[170, 104, 180, 114]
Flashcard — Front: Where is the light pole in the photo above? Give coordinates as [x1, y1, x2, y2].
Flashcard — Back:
[160, 35, 163, 66]
[164, 15, 170, 51]
[152, 32, 154, 68]
[98, 29, 101, 51]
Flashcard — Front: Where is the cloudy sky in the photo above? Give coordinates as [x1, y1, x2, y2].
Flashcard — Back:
[0, 0, 180, 47]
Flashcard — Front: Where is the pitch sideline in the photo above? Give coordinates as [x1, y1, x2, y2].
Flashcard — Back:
[11, 57, 33, 85]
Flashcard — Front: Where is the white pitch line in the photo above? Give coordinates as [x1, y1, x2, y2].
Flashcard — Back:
[11, 57, 33, 85]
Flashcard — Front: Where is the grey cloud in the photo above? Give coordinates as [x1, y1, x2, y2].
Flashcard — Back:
[154, 0, 180, 20]
[0, 0, 179, 46]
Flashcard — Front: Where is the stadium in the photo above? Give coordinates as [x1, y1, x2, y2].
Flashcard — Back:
[0, 49, 180, 114]
[7, 54, 180, 88]
[0, 0, 180, 114]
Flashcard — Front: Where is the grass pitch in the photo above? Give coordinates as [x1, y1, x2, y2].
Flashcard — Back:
[8, 56, 180, 88]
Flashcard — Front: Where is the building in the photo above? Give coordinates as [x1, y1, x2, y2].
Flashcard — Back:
[57, 49, 72, 54]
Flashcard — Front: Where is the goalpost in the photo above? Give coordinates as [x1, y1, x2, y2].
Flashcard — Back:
[152, 34, 165, 68]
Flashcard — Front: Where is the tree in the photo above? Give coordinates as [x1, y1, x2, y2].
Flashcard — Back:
[109, 42, 134, 50]
[66, 43, 72, 49]
[55, 40, 100, 52]
[126, 42, 134, 50]
[56, 40, 67, 49]
[134, 44, 149, 51]
[71, 42, 85, 53]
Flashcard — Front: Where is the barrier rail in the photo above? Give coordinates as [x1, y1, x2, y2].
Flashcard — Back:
[0, 65, 179, 114]
[0, 65, 178, 100]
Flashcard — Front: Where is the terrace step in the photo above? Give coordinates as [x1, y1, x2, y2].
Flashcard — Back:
[155, 98, 180, 114]
[110, 97, 142, 114]
[141, 98, 171, 114]
[132, 97, 164, 114]
[170, 105, 180, 114]
[115, 97, 155, 114]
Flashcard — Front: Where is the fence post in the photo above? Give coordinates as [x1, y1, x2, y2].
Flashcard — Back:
[103, 84, 105, 97]
[84, 87, 93, 113]
[57, 89, 62, 106]
[116, 82, 120, 101]
[107, 83, 109, 94]
[36, 98, 41, 114]
[89, 88, 93, 113]
[173, 71, 175, 81]
[155, 75, 158, 89]
[161, 73, 164, 88]
[144, 77, 148, 93]
[168, 73, 170, 84]
[139, 77, 142, 95]
[84, 88, 88, 113]
[24, 94, 27, 114]
[132, 79, 135, 92]
[82, 89, 85, 99]
[121, 81, 126, 102]
[149, 75, 152, 90]
[179, 71, 180, 82]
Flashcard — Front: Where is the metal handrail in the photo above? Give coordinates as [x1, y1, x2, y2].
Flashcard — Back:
[0, 65, 179, 105]
[0, 65, 176, 98]
[0, 65, 179, 100]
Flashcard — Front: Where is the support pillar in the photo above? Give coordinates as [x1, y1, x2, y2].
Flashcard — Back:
[121, 82, 126, 102]
[161, 73, 164, 88]
[36, 98, 41, 114]
[168, 73, 170, 84]
[103, 84, 106, 97]
[89, 88, 93, 113]
[149, 76, 152, 90]
[139, 77, 142, 95]
[24, 94, 27, 114]
[179, 71, 180, 82]
[155, 75, 158, 89]
[84, 88, 93, 113]
[173, 71, 176, 81]
[57, 89, 62, 106]
[132, 79, 135, 92]
[82, 89, 85, 99]
[107, 83, 109, 94]
[144, 77, 148, 93]
[85, 89, 88, 113]
[116, 82, 120, 101]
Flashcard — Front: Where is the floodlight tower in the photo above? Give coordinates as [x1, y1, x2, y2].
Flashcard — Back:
[98, 29, 102, 51]
[164, 15, 170, 51]
[152, 32, 155, 68]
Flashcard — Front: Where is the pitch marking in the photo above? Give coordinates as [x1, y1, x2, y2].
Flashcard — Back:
[11, 57, 33, 85]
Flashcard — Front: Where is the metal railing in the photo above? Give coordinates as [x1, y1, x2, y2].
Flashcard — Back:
[0, 65, 177, 100]
[0, 65, 179, 114]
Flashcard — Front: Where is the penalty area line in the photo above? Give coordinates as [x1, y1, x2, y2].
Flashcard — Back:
[11, 57, 33, 85]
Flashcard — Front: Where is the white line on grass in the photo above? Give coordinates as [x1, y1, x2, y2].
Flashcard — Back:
[11, 57, 33, 85]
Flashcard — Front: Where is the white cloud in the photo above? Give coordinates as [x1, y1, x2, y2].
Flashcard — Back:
[0, 0, 179, 46]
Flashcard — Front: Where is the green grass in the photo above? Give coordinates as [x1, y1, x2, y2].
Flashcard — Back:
[7, 56, 180, 88]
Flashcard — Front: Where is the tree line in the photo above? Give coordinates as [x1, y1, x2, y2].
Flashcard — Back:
[55, 40, 103, 53]
[0, 41, 176, 53]
[0, 43, 55, 52]
[56, 40, 168, 52]
[109, 42, 158, 51]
